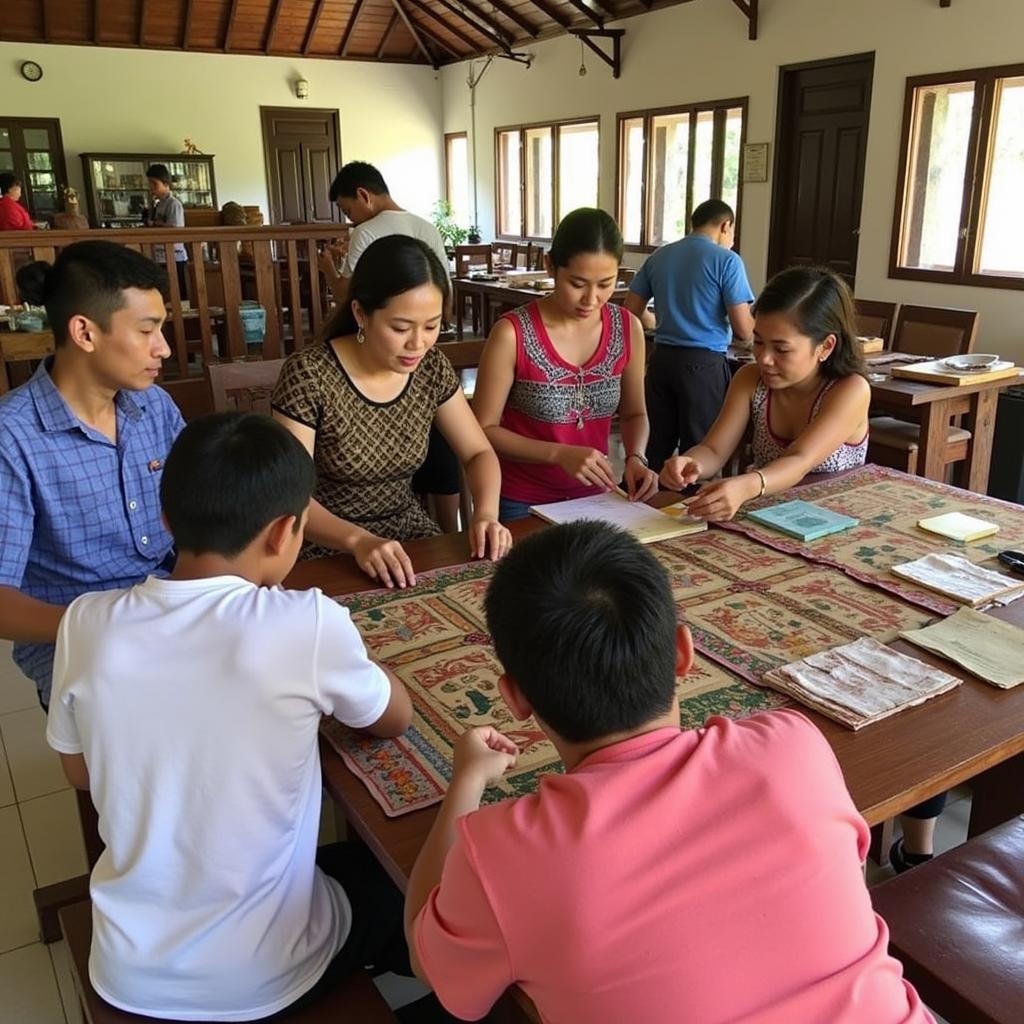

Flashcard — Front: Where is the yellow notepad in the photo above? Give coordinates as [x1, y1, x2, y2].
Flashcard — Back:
[917, 512, 999, 543]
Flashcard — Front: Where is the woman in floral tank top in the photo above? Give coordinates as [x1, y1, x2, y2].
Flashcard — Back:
[473, 209, 659, 520]
[660, 266, 870, 521]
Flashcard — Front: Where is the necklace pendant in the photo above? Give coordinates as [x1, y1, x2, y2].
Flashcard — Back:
[576, 413, 585, 430]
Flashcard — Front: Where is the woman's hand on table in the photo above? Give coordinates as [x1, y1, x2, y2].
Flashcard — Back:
[623, 459, 660, 503]
[659, 454, 703, 491]
[685, 474, 761, 522]
[470, 515, 513, 561]
[556, 445, 619, 491]
[452, 726, 519, 791]
[352, 533, 416, 589]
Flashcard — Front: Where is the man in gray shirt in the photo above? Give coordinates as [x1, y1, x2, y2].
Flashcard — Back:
[146, 163, 188, 298]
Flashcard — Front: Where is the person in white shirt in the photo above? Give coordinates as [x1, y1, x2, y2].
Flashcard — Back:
[319, 161, 461, 533]
[45, 412, 445, 1022]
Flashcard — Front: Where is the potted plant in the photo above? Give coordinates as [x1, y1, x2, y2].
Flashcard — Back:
[467, 224, 482, 244]
[431, 200, 469, 251]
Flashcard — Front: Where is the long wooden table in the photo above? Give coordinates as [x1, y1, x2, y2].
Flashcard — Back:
[452, 277, 630, 338]
[289, 491, 1024, 897]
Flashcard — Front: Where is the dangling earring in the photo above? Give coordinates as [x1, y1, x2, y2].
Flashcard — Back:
[357, 325, 366, 344]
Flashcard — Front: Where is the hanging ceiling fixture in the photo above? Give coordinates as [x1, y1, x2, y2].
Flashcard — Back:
[578, 39, 587, 77]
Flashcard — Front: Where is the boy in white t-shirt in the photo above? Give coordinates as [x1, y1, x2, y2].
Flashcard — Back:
[46, 412, 429, 1022]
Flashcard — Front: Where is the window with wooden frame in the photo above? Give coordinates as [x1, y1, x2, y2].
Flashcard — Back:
[617, 98, 746, 250]
[444, 132, 471, 229]
[495, 118, 599, 240]
[891, 64, 1024, 288]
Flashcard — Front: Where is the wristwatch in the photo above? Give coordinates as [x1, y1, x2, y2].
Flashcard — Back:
[626, 452, 649, 467]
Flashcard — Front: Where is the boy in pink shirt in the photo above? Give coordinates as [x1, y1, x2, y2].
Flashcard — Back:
[404, 522, 933, 1024]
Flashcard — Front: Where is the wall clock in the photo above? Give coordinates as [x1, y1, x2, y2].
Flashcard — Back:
[21, 61, 44, 82]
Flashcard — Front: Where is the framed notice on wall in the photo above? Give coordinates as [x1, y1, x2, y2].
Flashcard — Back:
[743, 143, 770, 183]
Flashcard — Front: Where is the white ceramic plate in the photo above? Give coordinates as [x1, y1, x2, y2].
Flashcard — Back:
[942, 354, 1000, 372]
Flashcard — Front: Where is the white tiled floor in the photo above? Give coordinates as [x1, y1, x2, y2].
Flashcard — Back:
[0, 635, 965, 1022]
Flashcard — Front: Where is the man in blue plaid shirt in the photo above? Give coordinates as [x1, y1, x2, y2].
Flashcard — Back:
[0, 241, 185, 706]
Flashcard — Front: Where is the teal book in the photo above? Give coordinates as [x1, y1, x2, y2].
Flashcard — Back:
[746, 500, 859, 541]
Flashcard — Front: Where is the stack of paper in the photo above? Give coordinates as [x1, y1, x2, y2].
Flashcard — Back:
[747, 500, 859, 542]
[891, 553, 1024, 607]
[760, 637, 961, 730]
[901, 608, 1024, 689]
[529, 491, 707, 544]
[917, 512, 999, 543]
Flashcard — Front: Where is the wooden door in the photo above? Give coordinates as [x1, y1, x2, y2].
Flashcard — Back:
[768, 54, 874, 285]
[0, 117, 68, 223]
[260, 108, 341, 224]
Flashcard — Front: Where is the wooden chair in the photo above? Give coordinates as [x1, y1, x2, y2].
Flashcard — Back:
[437, 339, 487, 527]
[524, 242, 546, 271]
[618, 267, 637, 286]
[871, 814, 1024, 1024]
[207, 358, 286, 415]
[853, 298, 897, 348]
[58, 899, 397, 1024]
[869, 305, 980, 477]
[454, 244, 493, 337]
[0, 329, 55, 395]
[890, 304, 978, 357]
[491, 241, 519, 269]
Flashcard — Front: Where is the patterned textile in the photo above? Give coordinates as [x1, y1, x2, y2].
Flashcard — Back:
[719, 465, 1024, 616]
[321, 556, 787, 817]
[0, 360, 183, 703]
[271, 342, 460, 556]
[750, 379, 868, 474]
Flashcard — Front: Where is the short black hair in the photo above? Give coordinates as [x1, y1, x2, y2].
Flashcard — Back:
[145, 163, 172, 186]
[0, 173, 21, 195]
[549, 207, 623, 268]
[484, 522, 679, 743]
[15, 240, 169, 346]
[323, 234, 449, 339]
[329, 161, 389, 202]
[161, 412, 315, 557]
[691, 199, 734, 230]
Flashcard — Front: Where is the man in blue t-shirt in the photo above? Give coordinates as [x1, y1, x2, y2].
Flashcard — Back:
[625, 200, 755, 472]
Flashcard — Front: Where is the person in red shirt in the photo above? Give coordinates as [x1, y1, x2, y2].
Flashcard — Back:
[0, 174, 35, 231]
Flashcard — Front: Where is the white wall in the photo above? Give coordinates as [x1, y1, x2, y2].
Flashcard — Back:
[441, 0, 1024, 361]
[0, 42, 445, 220]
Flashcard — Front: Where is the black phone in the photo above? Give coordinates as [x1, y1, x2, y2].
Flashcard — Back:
[997, 550, 1024, 574]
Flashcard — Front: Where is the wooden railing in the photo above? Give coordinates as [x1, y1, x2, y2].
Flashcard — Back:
[0, 224, 348, 381]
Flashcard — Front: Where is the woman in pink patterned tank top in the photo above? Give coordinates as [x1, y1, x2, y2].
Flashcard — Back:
[660, 266, 870, 521]
[474, 209, 658, 519]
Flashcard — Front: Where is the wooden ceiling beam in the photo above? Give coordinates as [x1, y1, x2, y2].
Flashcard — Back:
[484, 0, 540, 37]
[456, 0, 514, 42]
[42, 0, 52, 42]
[139, 0, 149, 46]
[430, 0, 511, 50]
[339, 0, 366, 55]
[729, 0, 758, 40]
[302, 0, 328, 54]
[389, 0, 438, 66]
[564, 0, 603, 26]
[93, 0, 102, 43]
[264, 0, 284, 51]
[522, 0, 572, 30]
[223, 0, 240, 50]
[376, 11, 400, 56]
[182, 0, 193, 48]
[405, 0, 476, 54]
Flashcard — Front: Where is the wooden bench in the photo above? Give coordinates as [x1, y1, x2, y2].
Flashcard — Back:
[58, 899, 397, 1024]
[871, 815, 1024, 1024]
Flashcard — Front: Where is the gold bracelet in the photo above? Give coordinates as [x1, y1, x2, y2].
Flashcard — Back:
[755, 470, 767, 498]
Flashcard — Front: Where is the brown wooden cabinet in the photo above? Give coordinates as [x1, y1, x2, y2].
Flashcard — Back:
[80, 152, 218, 228]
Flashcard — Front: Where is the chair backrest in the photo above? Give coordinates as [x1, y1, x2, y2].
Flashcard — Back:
[525, 242, 546, 271]
[437, 339, 486, 371]
[618, 267, 637, 286]
[853, 298, 898, 347]
[0, 330, 55, 395]
[207, 358, 286, 414]
[454, 244, 492, 277]
[491, 241, 519, 269]
[891, 305, 979, 357]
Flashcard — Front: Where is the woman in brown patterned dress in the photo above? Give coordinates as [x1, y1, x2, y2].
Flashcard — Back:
[272, 235, 510, 588]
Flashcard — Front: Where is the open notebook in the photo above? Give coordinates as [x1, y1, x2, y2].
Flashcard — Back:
[530, 491, 707, 544]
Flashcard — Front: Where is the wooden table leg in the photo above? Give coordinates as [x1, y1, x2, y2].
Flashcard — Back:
[959, 388, 998, 493]
[917, 401, 952, 481]
[968, 751, 1024, 838]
